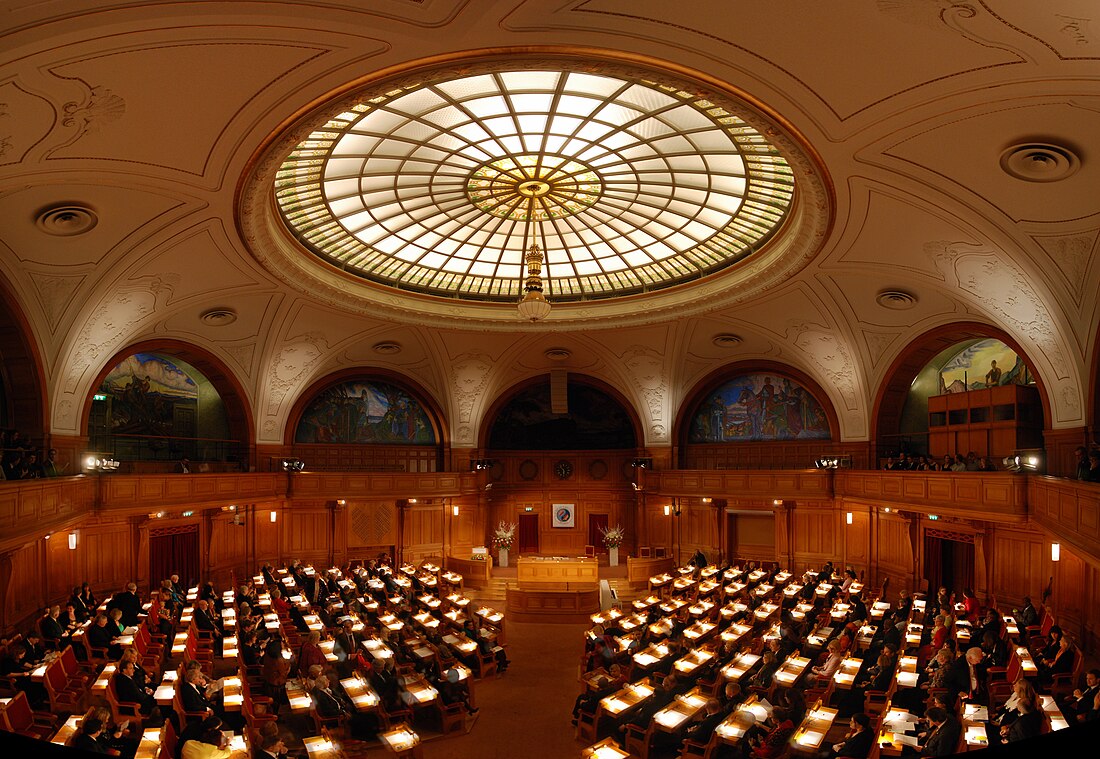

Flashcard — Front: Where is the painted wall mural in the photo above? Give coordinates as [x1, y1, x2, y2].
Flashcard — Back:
[294, 380, 436, 444]
[688, 373, 830, 443]
[488, 382, 636, 450]
[99, 353, 198, 436]
[938, 339, 1032, 393]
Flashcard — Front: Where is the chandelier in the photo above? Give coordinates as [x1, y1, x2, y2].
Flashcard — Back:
[516, 191, 552, 322]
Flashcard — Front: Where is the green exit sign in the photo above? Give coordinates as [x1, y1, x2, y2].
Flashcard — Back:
[93, 394, 108, 401]
[524, 507, 534, 512]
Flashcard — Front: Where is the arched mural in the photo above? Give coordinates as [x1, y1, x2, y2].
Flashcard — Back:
[294, 380, 436, 445]
[937, 339, 1033, 393]
[89, 351, 233, 463]
[487, 381, 636, 450]
[688, 373, 831, 443]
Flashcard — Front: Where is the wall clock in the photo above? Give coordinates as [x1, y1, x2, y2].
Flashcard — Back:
[554, 460, 573, 480]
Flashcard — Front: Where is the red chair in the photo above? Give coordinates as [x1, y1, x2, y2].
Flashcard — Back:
[106, 676, 145, 728]
[157, 717, 177, 759]
[43, 658, 87, 713]
[0, 690, 58, 739]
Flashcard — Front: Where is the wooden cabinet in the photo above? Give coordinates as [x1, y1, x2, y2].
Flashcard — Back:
[928, 384, 1043, 459]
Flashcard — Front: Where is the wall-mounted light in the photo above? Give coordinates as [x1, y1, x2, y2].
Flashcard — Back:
[182, 510, 194, 517]
[814, 455, 851, 469]
[772, 499, 782, 506]
[281, 458, 305, 472]
[846, 512, 853, 525]
[928, 514, 939, 521]
[631, 458, 653, 469]
[83, 454, 120, 472]
[883, 507, 891, 513]
[1051, 543, 1060, 562]
[408, 498, 418, 504]
[470, 459, 493, 471]
[452, 505, 460, 517]
[336, 499, 346, 506]
[701, 497, 712, 504]
[68, 531, 77, 550]
[270, 510, 277, 523]
[663, 504, 671, 517]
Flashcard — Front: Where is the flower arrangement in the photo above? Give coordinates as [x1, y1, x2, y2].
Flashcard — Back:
[600, 524, 625, 549]
[491, 521, 516, 550]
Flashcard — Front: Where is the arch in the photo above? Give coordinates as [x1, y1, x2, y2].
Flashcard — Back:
[0, 275, 48, 439]
[479, 374, 644, 451]
[284, 367, 449, 449]
[871, 322, 1051, 453]
[675, 360, 841, 451]
[80, 339, 255, 466]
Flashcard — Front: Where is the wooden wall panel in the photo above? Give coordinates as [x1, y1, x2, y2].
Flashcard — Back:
[992, 527, 1046, 609]
[6, 542, 43, 629]
[284, 509, 330, 565]
[791, 508, 840, 574]
[345, 502, 398, 549]
[844, 509, 871, 572]
[873, 515, 915, 595]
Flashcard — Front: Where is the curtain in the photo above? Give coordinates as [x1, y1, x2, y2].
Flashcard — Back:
[518, 514, 539, 554]
[952, 541, 975, 598]
[923, 535, 943, 594]
[588, 513, 609, 548]
[149, 527, 200, 590]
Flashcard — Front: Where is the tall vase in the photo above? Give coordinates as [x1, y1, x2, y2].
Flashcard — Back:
[609, 546, 619, 566]
[499, 547, 508, 567]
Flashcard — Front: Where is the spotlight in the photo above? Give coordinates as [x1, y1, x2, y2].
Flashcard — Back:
[814, 455, 851, 469]
[471, 459, 493, 471]
[281, 458, 305, 472]
[631, 458, 653, 469]
[83, 454, 120, 472]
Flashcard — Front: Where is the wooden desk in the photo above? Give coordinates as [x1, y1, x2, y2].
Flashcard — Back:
[790, 701, 838, 754]
[303, 734, 345, 759]
[599, 678, 656, 719]
[721, 652, 760, 682]
[773, 656, 811, 688]
[673, 648, 716, 677]
[652, 687, 709, 732]
[516, 556, 598, 590]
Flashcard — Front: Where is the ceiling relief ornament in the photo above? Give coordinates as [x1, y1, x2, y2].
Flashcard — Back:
[926, 240, 1083, 423]
[449, 353, 493, 446]
[622, 346, 668, 444]
[1031, 231, 1098, 307]
[784, 320, 863, 433]
[0, 81, 55, 165]
[876, 0, 1033, 60]
[862, 328, 903, 368]
[28, 273, 86, 332]
[54, 274, 179, 431]
[263, 332, 327, 419]
[61, 85, 126, 138]
[222, 343, 257, 377]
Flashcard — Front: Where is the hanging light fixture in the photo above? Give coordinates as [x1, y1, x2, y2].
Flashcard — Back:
[517, 190, 551, 321]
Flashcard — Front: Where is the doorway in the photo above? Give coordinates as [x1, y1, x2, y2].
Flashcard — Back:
[588, 513, 609, 551]
[149, 525, 200, 591]
[518, 514, 539, 554]
[923, 529, 975, 598]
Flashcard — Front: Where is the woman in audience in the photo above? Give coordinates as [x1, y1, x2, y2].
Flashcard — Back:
[809, 639, 843, 686]
[298, 631, 327, 674]
[261, 639, 291, 711]
[999, 678, 1042, 744]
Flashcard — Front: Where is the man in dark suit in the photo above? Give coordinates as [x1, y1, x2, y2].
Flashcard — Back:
[919, 707, 961, 757]
[40, 605, 68, 648]
[71, 716, 109, 753]
[193, 599, 224, 639]
[946, 647, 987, 705]
[829, 713, 873, 758]
[682, 698, 726, 745]
[113, 659, 155, 715]
[1068, 669, 1100, 722]
[109, 582, 142, 627]
[253, 732, 289, 759]
[180, 668, 216, 718]
[333, 619, 360, 674]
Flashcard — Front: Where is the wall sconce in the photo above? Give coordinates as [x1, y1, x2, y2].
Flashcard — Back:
[846, 512, 853, 525]
[883, 507, 891, 513]
[664, 499, 682, 517]
[452, 505, 460, 517]
[408, 498, 418, 504]
[281, 458, 305, 472]
[772, 499, 782, 506]
[701, 497, 712, 504]
[83, 454, 120, 472]
[336, 499, 346, 506]
[44, 533, 51, 541]
[814, 455, 851, 469]
[663, 504, 671, 517]
[269, 511, 277, 523]
[68, 531, 77, 550]
[1051, 543, 1060, 562]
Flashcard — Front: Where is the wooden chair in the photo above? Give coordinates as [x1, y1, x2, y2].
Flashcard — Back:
[864, 683, 894, 716]
[475, 649, 498, 679]
[157, 716, 177, 759]
[574, 705, 601, 743]
[623, 720, 660, 759]
[1050, 646, 1084, 701]
[173, 686, 209, 726]
[436, 701, 466, 735]
[678, 731, 721, 759]
[311, 704, 348, 736]
[43, 657, 86, 714]
[106, 676, 145, 728]
[58, 644, 95, 680]
[0, 690, 57, 739]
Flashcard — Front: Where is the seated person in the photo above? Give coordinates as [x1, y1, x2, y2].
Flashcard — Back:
[437, 666, 478, 715]
[87, 613, 124, 659]
[809, 640, 843, 686]
[40, 605, 69, 648]
[193, 599, 224, 639]
[829, 713, 873, 759]
[70, 715, 110, 754]
[747, 705, 795, 759]
[1039, 634, 1075, 686]
[1067, 668, 1100, 722]
[917, 706, 961, 757]
[113, 658, 156, 716]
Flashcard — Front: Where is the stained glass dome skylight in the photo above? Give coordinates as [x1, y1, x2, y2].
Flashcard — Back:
[274, 65, 795, 302]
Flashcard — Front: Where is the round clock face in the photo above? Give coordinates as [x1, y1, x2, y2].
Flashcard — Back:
[555, 460, 573, 480]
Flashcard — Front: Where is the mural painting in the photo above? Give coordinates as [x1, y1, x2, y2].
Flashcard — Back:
[100, 353, 198, 436]
[689, 374, 830, 443]
[295, 380, 435, 444]
[938, 339, 1031, 393]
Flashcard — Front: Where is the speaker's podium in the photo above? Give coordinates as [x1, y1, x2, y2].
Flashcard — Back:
[505, 556, 601, 622]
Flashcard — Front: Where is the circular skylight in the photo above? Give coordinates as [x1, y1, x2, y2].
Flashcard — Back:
[275, 66, 795, 302]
